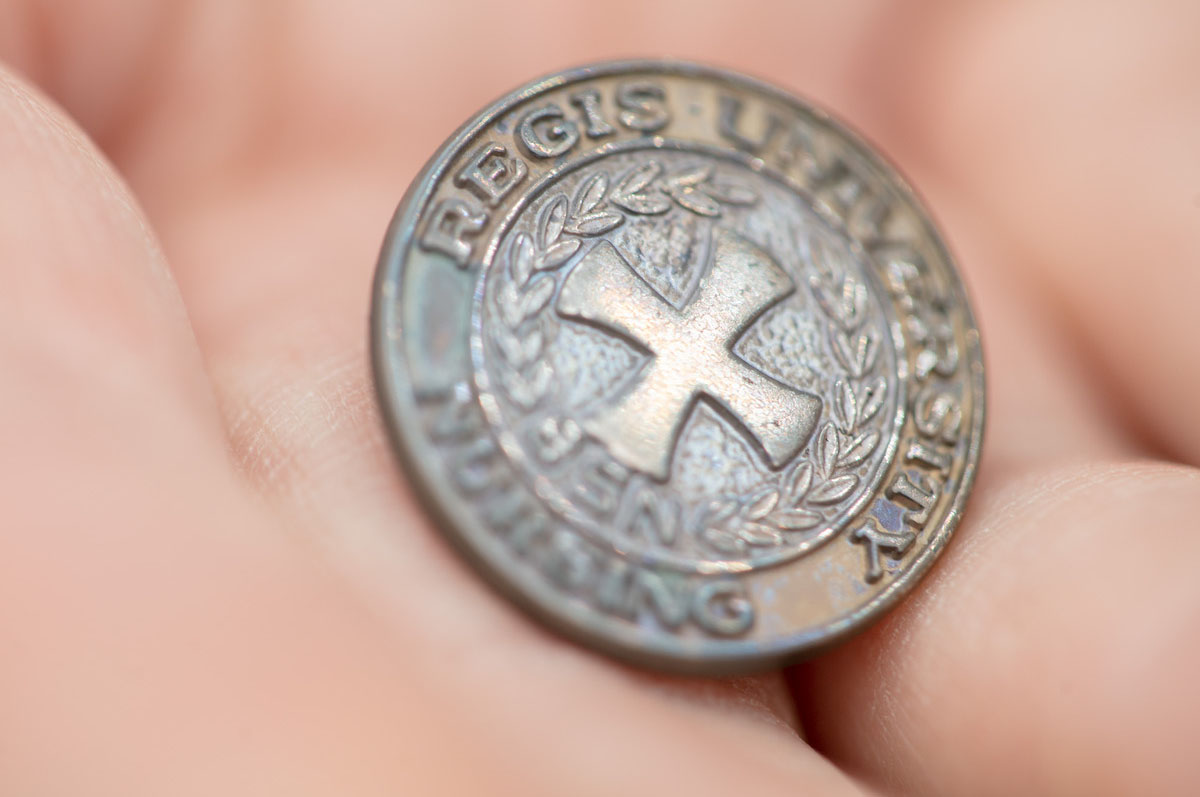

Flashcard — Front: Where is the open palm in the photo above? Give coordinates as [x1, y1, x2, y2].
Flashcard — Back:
[1, 2, 1196, 794]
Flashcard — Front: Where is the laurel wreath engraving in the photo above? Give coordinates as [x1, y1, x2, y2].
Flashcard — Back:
[609, 161, 757, 217]
[490, 161, 757, 461]
[699, 237, 886, 555]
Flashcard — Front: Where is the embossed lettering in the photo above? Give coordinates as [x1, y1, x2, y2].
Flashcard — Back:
[875, 243, 960, 380]
[906, 441, 952, 474]
[617, 483, 680, 547]
[517, 104, 581, 158]
[420, 198, 487, 267]
[570, 89, 615, 138]
[596, 560, 689, 629]
[574, 454, 629, 515]
[485, 490, 548, 553]
[505, 513, 550, 556]
[616, 81, 670, 133]
[718, 94, 784, 154]
[888, 471, 941, 529]
[853, 520, 916, 583]
[774, 121, 823, 182]
[543, 528, 594, 590]
[812, 160, 890, 242]
[911, 306, 959, 381]
[692, 581, 755, 636]
[455, 142, 528, 207]
[425, 382, 484, 441]
[422, 386, 516, 503]
[874, 241, 928, 312]
[542, 548, 758, 638]
[914, 385, 963, 445]
[453, 437, 501, 494]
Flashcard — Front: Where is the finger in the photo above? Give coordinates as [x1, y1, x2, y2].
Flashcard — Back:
[0, 0, 175, 147]
[873, 0, 1200, 464]
[796, 459, 1200, 796]
[925, 169, 1142, 480]
[791, 162, 1196, 794]
[792, 3, 1200, 791]
[0, 64, 378, 792]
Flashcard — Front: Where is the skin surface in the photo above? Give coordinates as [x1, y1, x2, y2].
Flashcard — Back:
[0, 1, 1196, 794]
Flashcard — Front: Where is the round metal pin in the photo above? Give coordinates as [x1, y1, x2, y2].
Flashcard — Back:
[371, 60, 984, 673]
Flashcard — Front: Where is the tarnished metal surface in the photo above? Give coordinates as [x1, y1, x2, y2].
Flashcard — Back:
[371, 60, 985, 672]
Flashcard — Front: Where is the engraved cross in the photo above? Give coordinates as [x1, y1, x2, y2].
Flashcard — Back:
[557, 229, 821, 479]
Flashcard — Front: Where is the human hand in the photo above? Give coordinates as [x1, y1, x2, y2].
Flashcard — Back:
[0, 1, 1195, 794]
